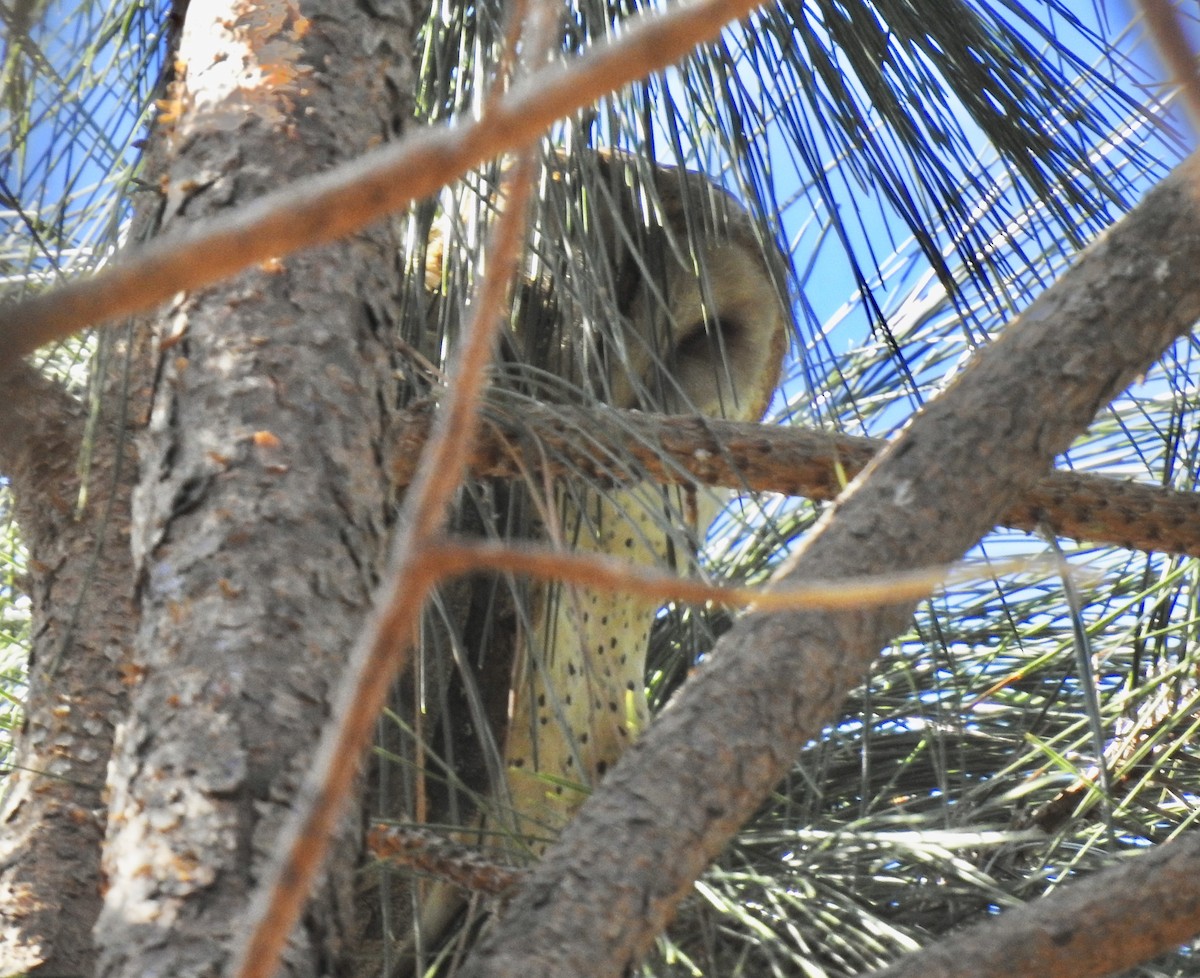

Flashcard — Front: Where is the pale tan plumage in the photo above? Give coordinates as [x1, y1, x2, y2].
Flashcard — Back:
[494, 152, 791, 848]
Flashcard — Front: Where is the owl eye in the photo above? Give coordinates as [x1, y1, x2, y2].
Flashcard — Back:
[674, 316, 740, 360]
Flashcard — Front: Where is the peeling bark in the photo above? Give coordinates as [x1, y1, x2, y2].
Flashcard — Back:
[458, 157, 1200, 978]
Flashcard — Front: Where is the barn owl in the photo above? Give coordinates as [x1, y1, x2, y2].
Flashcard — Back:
[484, 151, 792, 849]
[383, 150, 791, 966]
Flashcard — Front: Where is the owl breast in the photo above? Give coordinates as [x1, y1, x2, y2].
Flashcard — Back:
[494, 151, 791, 850]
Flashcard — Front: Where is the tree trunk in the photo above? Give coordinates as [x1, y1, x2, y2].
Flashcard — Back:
[0, 356, 144, 976]
[90, 3, 421, 978]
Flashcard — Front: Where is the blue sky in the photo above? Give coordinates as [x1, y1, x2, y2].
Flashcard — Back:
[759, 0, 1192, 435]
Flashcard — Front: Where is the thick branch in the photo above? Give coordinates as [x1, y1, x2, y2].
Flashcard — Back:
[459, 158, 1200, 978]
[93, 4, 419, 976]
[227, 114, 541, 978]
[393, 400, 1200, 558]
[863, 831, 1200, 978]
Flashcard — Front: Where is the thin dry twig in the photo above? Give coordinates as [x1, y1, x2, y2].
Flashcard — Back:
[0, 0, 767, 366]
[424, 538, 1065, 613]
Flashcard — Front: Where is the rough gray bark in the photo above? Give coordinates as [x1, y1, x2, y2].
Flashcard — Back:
[94, 3, 419, 978]
[0, 357, 143, 977]
[458, 157, 1200, 978]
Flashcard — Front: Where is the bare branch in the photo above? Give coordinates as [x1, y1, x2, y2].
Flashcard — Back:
[394, 400, 1200, 559]
[0, 361, 140, 975]
[0, 361, 85, 496]
[367, 825, 524, 897]
[456, 156, 1200, 978]
[0, 0, 767, 366]
[862, 830, 1200, 978]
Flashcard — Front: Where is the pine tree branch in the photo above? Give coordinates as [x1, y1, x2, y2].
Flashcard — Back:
[392, 399, 1200, 559]
[228, 118, 542, 978]
[861, 830, 1200, 978]
[367, 825, 525, 897]
[0, 361, 84, 502]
